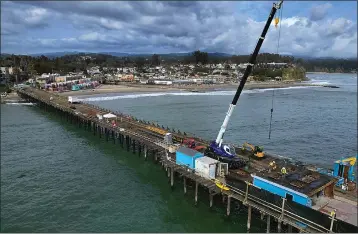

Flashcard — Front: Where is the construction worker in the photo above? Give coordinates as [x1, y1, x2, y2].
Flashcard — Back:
[330, 209, 336, 219]
[268, 161, 276, 172]
[281, 167, 288, 178]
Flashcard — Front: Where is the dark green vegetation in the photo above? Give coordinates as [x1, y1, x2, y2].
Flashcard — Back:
[296, 58, 358, 73]
[0, 84, 12, 93]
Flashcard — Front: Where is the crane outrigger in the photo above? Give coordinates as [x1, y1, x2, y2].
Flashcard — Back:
[206, 0, 284, 168]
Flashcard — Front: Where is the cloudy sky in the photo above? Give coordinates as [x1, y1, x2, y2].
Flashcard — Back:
[1, 1, 357, 58]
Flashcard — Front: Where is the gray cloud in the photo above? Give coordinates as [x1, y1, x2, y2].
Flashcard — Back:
[310, 3, 332, 21]
[1, 2, 51, 33]
[1, 1, 357, 58]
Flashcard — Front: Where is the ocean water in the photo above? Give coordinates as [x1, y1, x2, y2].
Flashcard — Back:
[1, 73, 357, 232]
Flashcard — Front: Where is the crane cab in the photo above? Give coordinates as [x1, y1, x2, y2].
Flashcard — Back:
[206, 141, 246, 169]
[208, 141, 236, 159]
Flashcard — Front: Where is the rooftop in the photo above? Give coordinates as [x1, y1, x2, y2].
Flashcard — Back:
[234, 149, 337, 197]
[255, 169, 336, 197]
[177, 146, 202, 157]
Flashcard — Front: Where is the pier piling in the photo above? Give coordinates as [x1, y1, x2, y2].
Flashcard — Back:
[126, 137, 130, 151]
[195, 181, 198, 205]
[278, 220, 282, 233]
[288, 224, 292, 233]
[247, 205, 252, 232]
[105, 128, 109, 141]
[209, 193, 213, 208]
[266, 215, 271, 233]
[226, 195, 231, 216]
[170, 167, 174, 187]
[144, 145, 147, 160]
[138, 143, 141, 157]
[132, 139, 136, 154]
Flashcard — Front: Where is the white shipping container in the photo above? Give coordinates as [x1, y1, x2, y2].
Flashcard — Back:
[195, 156, 218, 179]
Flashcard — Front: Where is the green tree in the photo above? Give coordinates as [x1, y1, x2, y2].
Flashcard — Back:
[193, 50, 201, 64]
[135, 57, 146, 69]
[152, 54, 160, 66]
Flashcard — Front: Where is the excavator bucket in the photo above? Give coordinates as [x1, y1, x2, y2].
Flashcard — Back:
[255, 152, 265, 158]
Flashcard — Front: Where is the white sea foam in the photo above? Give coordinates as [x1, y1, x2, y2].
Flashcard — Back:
[6, 102, 34, 106]
[80, 86, 316, 102]
[306, 79, 332, 85]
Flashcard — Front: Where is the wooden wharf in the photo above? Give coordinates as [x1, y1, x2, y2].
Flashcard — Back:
[16, 87, 342, 233]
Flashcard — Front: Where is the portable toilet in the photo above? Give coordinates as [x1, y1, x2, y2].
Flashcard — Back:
[175, 146, 203, 169]
[164, 133, 173, 145]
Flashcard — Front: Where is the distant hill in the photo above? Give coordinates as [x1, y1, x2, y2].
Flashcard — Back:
[0, 53, 12, 58]
[29, 51, 85, 58]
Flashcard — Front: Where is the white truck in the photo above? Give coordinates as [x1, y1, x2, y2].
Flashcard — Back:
[68, 96, 80, 104]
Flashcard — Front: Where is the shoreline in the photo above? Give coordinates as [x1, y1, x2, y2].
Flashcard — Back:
[306, 71, 356, 74]
[58, 81, 323, 97]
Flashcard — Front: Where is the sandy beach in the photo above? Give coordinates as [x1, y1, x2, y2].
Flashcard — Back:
[58, 81, 321, 97]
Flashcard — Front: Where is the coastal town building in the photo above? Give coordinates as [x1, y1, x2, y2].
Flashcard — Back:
[36, 73, 60, 84]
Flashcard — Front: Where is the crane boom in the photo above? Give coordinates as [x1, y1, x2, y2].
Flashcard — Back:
[215, 0, 284, 145]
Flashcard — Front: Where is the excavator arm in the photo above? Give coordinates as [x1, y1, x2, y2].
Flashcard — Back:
[243, 142, 255, 151]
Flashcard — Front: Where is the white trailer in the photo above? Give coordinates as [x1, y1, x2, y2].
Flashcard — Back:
[194, 156, 219, 180]
[68, 96, 81, 104]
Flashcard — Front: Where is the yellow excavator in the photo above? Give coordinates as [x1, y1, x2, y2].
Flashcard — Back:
[242, 142, 265, 158]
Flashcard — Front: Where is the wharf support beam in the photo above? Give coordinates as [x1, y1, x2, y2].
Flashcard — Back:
[17, 88, 335, 234]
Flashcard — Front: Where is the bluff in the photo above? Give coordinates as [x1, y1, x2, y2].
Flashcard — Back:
[282, 67, 307, 81]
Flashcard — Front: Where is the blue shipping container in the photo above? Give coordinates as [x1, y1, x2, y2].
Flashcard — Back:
[252, 175, 312, 207]
[176, 146, 204, 169]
